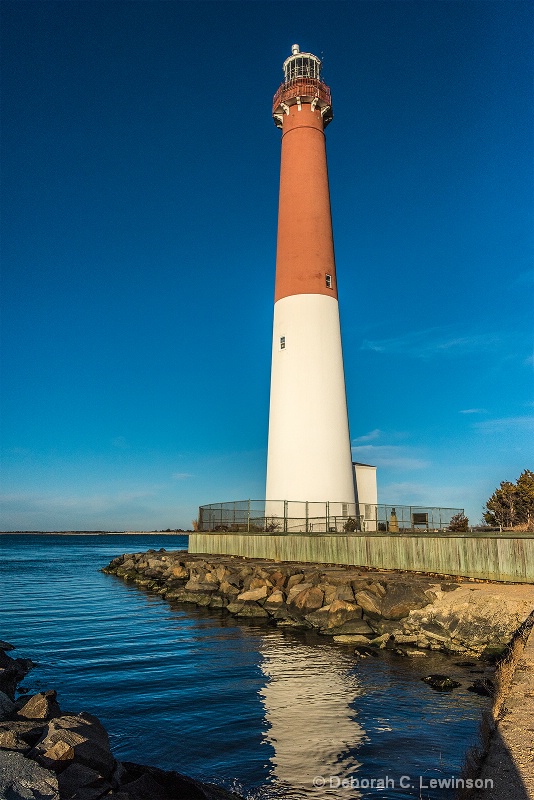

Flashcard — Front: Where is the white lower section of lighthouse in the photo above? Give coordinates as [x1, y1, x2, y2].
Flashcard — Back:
[265, 293, 356, 507]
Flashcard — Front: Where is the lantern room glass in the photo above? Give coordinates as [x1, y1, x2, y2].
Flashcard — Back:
[284, 55, 321, 83]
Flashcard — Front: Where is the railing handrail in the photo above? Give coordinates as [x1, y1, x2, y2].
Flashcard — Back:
[272, 78, 331, 109]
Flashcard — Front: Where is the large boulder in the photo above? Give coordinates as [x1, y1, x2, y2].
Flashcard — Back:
[290, 587, 324, 614]
[304, 606, 331, 630]
[218, 581, 239, 598]
[0, 720, 47, 752]
[286, 574, 305, 591]
[317, 584, 337, 606]
[184, 580, 218, 593]
[355, 590, 382, 617]
[268, 571, 287, 589]
[403, 585, 534, 654]
[18, 691, 61, 721]
[0, 660, 33, 700]
[0, 750, 59, 799]
[264, 590, 285, 609]
[170, 565, 188, 579]
[31, 712, 116, 779]
[57, 762, 110, 798]
[327, 600, 363, 629]
[334, 584, 355, 603]
[380, 583, 431, 620]
[237, 586, 268, 602]
[286, 583, 313, 604]
[119, 760, 241, 800]
[226, 601, 269, 618]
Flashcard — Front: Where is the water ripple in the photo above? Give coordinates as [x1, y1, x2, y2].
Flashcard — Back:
[0, 534, 489, 799]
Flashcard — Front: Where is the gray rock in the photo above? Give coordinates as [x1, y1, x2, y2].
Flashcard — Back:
[119, 760, 241, 800]
[381, 583, 431, 620]
[0, 720, 46, 752]
[0, 640, 15, 652]
[304, 606, 331, 629]
[57, 762, 108, 796]
[334, 584, 355, 603]
[0, 750, 59, 799]
[325, 620, 374, 636]
[327, 600, 363, 629]
[0, 689, 15, 721]
[422, 674, 461, 691]
[233, 602, 269, 618]
[32, 712, 116, 779]
[355, 590, 382, 617]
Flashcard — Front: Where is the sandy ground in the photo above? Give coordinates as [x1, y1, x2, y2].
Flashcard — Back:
[472, 621, 534, 799]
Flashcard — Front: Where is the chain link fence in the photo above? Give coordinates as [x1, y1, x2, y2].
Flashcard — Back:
[198, 500, 463, 534]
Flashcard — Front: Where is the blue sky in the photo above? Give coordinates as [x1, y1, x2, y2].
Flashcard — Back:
[1, 1, 532, 531]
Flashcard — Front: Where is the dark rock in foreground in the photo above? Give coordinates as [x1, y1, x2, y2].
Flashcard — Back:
[0, 640, 243, 800]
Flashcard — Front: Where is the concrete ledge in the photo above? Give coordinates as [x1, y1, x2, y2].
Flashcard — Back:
[188, 532, 534, 583]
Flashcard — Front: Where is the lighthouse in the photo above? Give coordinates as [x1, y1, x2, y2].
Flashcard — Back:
[265, 45, 356, 520]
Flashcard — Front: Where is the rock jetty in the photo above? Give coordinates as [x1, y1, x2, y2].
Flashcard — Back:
[103, 550, 534, 658]
[0, 640, 241, 800]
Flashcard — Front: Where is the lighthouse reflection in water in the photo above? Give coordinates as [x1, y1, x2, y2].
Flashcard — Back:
[258, 632, 366, 798]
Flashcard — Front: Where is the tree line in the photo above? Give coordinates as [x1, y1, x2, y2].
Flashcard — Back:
[483, 469, 534, 531]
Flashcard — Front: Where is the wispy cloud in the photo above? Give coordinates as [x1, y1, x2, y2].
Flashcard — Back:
[351, 444, 429, 470]
[171, 472, 192, 480]
[361, 326, 504, 359]
[111, 436, 129, 449]
[459, 408, 488, 415]
[0, 489, 162, 531]
[0, 489, 156, 513]
[474, 416, 534, 434]
[352, 428, 382, 443]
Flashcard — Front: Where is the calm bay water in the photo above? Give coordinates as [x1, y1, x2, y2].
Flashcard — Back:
[0, 534, 490, 799]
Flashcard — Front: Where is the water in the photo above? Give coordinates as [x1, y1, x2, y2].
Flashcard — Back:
[0, 534, 490, 799]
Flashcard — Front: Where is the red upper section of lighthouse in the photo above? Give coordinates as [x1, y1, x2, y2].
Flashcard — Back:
[273, 45, 338, 303]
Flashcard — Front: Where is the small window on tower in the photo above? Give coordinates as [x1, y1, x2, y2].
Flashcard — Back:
[280, 336, 286, 350]
[326, 274, 333, 288]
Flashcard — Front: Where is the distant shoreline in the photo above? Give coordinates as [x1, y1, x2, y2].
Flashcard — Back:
[0, 531, 191, 535]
